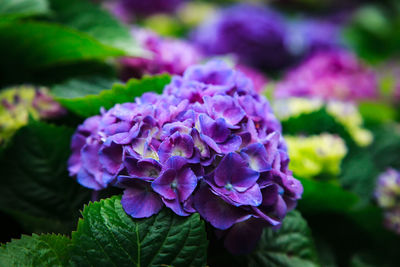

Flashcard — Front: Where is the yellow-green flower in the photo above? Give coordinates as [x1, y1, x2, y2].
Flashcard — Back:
[0, 86, 64, 145]
[285, 133, 347, 179]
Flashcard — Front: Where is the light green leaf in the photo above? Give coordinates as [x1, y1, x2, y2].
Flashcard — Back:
[55, 74, 171, 117]
[0, 234, 71, 267]
[248, 211, 319, 267]
[51, 76, 119, 99]
[0, 121, 90, 233]
[0, 21, 123, 69]
[70, 195, 208, 267]
[0, 0, 49, 20]
[49, 0, 143, 56]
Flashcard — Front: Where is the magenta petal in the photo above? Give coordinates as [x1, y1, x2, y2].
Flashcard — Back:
[121, 181, 164, 218]
[194, 184, 251, 230]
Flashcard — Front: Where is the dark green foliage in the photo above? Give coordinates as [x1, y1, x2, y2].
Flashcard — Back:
[0, 121, 90, 233]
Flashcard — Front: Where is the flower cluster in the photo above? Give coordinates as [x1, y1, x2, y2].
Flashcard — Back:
[107, 0, 184, 23]
[191, 4, 292, 69]
[119, 28, 203, 80]
[375, 169, 400, 234]
[275, 50, 378, 102]
[286, 18, 343, 57]
[68, 60, 303, 253]
[0, 86, 65, 145]
[273, 98, 373, 147]
[285, 134, 347, 179]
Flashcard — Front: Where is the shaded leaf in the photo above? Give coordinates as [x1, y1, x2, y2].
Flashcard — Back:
[0, 0, 49, 20]
[49, 0, 143, 56]
[55, 74, 171, 117]
[0, 121, 90, 233]
[248, 211, 319, 267]
[0, 234, 71, 267]
[51, 76, 119, 99]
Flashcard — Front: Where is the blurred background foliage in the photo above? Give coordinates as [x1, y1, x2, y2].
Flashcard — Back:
[1, 0, 400, 266]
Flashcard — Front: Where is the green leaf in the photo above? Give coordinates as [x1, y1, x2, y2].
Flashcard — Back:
[298, 177, 396, 247]
[49, 0, 143, 56]
[358, 101, 396, 125]
[0, 0, 49, 20]
[248, 211, 319, 267]
[51, 76, 119, 99]
[55, 74, 171, 117]
[340, 123, 400, 202]
[0, 234, 71, 267]
[0, 21, 123, 69]
[0, 121, 90, 233]
[70, 195, 208, 267]
[281, 108, 355, 147]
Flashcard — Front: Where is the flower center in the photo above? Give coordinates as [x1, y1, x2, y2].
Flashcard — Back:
[224, 183, 233, 191]
[173, 149, 183, 157]
[170, 181, 178, 189]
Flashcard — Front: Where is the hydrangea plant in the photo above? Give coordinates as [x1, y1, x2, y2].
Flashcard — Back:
[68, 60, 303, 253]
[275, 50, 378, 102]
[0, 86, 65, 146]
[285, 134, 347, 179]
[376, 169, 400, 234]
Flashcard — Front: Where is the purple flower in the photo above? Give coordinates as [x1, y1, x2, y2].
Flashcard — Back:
[384, 209, 400, 235]
[152, 156, 197, 203]
[286, 18, 343, 57]
[235, 64, 268, 93]
[275, 50, 378, 102]
[68, 60, 302, 254]
[120, 28, 203, 80]
[119, 177, 164, 218]
[107, 0, 184, 22]
[375, 169, 400, 209]
[191, 4, 292, 69]
[32, 89, 66, 119]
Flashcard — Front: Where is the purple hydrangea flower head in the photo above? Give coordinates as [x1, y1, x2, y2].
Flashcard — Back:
[375, 169, 400, 209]
[107, 0, 184, 23]
[275, 50, 378, 102]
[120, 28, 203, 80]
[68, 60, 302, 254]
[384, 208, 400, 235]
[191, 4, 292, 69]
[375, 169, 400, 235]
[235, 64, 268, 93]
[286, 18, 343, 57]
